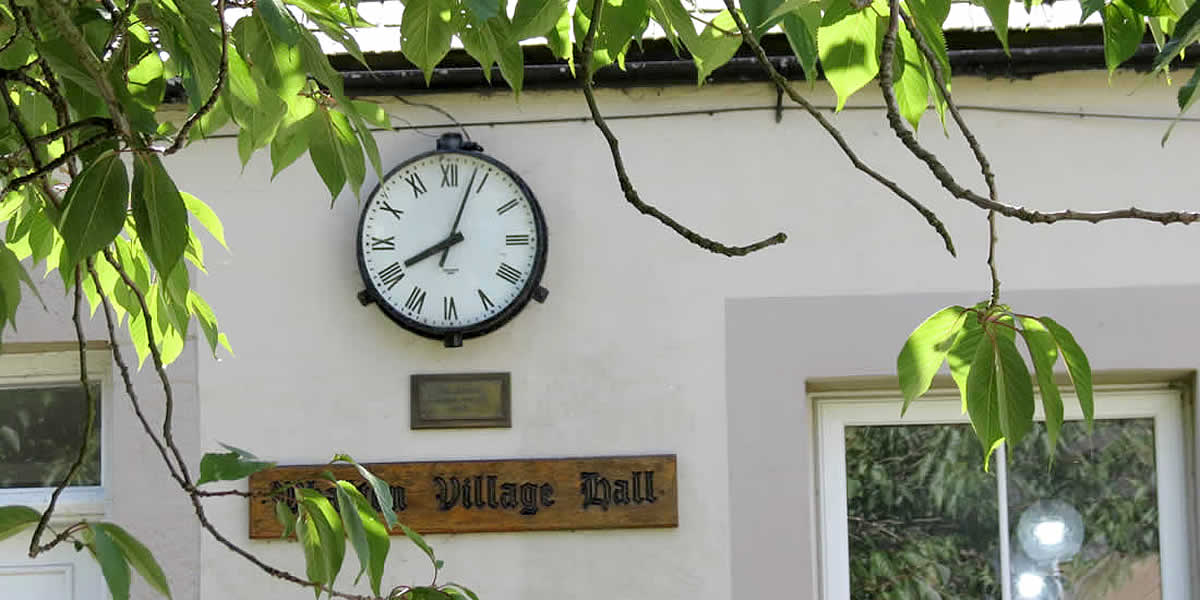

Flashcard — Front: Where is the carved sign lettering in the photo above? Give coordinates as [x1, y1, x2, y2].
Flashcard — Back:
[248, 455, 677, 538]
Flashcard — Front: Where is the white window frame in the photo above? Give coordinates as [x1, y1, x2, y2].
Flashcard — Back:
[813, 384, 1192, 600]
[0, 349, 112, 521]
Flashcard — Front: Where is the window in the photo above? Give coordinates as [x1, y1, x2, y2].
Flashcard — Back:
[0, 349, 110, 518]
[815, 386, 1192, 599]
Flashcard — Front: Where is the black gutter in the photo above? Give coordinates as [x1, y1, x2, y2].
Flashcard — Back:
[332, 26, 1197, 96]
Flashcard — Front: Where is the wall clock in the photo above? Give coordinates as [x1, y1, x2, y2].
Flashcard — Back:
[356, 133, 549, 347]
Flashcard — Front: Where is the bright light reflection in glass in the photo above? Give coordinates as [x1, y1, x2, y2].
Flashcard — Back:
[1032, 520, 1066, 547]
[1016, 572, 1046, 598]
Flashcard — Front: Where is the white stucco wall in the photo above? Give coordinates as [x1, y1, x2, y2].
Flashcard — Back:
[142, 69, 1200, 600]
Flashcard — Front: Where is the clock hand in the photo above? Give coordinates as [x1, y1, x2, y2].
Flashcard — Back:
[438, 168, 479, 267]
[404, 232, 465, 267]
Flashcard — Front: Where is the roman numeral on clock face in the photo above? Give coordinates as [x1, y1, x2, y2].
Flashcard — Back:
[443, 296, 457, 320]
[378, 262, 405, 290]
[405, 173, 427, 197]
[478, 289, 495, 311]
[440, 163, 458, 187]
[475, 172, 489, 193]
[370, 236, 395, 251]
[496, 199, 519, 215]
[505, 234, 530, 246]
[379, 201, 404, 220]
[496, 263, 522, 284]
[405, 286, 427, 313]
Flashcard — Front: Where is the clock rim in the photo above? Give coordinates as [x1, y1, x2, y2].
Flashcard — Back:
[355, 147, 549, 342]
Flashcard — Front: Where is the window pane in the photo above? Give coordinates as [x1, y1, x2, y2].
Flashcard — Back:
[0, 384, 101, 489]
[1007, 418, 1160, 599]
[845, 424, 1002, 599]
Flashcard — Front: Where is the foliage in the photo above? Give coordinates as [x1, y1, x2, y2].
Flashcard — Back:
[0, 0, 1193, 598]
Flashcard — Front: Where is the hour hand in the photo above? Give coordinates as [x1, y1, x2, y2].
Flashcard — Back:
[404, 232, 465, 267]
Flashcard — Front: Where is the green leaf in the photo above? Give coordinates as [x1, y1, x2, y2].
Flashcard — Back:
[893, 20, 930, 130]
[332, 454, 398, 529]
[687, 11, 742, 84]
[818, 0, 885, 110]
[274, 500, 297, 539]
[0, 244, 28, 327]
[131, 154, 188, 277]
[308, 108, 365, 200]
[465, 0, 503, 23]
[512, 0, 569, 39]
[1019, 317, 1064, 453]
[574, 0, 651, 72]
[351, 101, 392, 130]
[196, 451, 275, 485]
[336, 481, 389, 596]
[904, 0, 951, 125]
[1153, 0, 1200, 71]
[401, 0, 458, 84]
[297, 488, 346, 591]
[1103, 0, 1145, 75]
[743, 0, 787, 35]
[270, 95, 317, 179]
[257, 0, 303, 44]
[993, 331, 1034, 445]
[399, 522, 437, 566]
[58, 153, 129, 272]
[442, 584, 481, 600]
[1164, 66, 1200, 144]
[897, 306, 966, 413]
[979, 0, 1010, 54]
[1040, 316, 1094, 428]
[90, 523, 132, 600]
[964, 328, 1003, 469]
[297, 502, 328, 597]
[781, 3, 822, 83]
[1080, 0, 1105, 21]
[0, 505, 39, 541]
[1125, 0, 1176, 17]
[181, 193, 227, 249]
[92, 523, 171, 599]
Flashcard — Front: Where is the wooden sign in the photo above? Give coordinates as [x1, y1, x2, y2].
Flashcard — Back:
[248, 455, 677, 538]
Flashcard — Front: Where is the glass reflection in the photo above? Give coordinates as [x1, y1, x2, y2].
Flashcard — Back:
[0, 384, 101, 489]
[845, 424, 1001, 599]
[1007, 418, 1160, 599]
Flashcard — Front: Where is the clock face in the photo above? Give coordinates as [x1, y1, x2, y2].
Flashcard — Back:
[356, 149, 548, 341]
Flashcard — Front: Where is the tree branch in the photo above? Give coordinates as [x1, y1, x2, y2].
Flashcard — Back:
[164, 0, 228, 155]
[722, 0, 957, 256]
[578, 0, 786, 257]
[40, 0, 133, 141]
[28, 267, 98, 558]
[90, 259, 187, 488]
[3, 132, 118, 197]
[987, 211, 1000, 307]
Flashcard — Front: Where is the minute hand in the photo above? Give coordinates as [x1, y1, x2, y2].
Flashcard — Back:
[438, 168, 479, 267]
[404, 232, 465, 267]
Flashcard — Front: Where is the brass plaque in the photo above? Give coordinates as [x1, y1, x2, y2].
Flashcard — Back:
[411, 373, 510, 429]
[248, 455, 678, 538]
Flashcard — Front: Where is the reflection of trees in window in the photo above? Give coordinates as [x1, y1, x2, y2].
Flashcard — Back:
[1008, 419, 1159, 598]
[844, 419, 1161, 599]
[846, 424, 1001, 599]
[0, 384, 101, 489]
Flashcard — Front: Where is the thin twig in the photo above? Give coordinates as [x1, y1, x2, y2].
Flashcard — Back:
[579, 0, 786, 257]
[40, 0, 132, 141]
[28, 267, 97, 557]
[987, 211, 1000, 307]
[30, 118, 115, 146]
[689, 12, 740, 36]
[879, 4, 1200, 226]
[0, 68, 53, 98]
[3, 133, 118, 196]
[164, 0, 228, 154]
[394, 95, 470, 140]
[722, 0, 956, 256]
